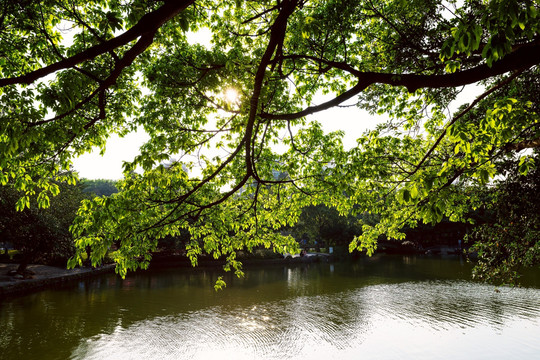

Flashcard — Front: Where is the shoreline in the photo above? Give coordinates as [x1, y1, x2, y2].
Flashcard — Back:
[0, 263, 116, 299]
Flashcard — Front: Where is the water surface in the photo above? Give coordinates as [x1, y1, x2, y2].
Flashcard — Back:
[1, 255, 539, 359]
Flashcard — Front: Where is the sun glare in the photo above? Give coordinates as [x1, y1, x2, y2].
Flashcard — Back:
[224, 88, 239, 104]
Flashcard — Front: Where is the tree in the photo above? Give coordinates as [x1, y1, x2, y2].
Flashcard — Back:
[0, 179, 89, 273]
[81, 179, 119, 197]
[1, 0, 539, 279]
[468, 153, 540, 284]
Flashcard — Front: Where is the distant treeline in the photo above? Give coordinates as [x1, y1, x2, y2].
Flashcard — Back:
[81, 179, 118, 197]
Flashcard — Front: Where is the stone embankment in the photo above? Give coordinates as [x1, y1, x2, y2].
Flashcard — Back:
[0, 263, 115, 298]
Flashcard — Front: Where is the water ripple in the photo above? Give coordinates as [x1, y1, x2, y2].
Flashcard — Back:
[69, 280, 540, 360]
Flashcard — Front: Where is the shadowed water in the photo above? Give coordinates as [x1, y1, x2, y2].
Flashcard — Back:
[1, 255, 540, 360]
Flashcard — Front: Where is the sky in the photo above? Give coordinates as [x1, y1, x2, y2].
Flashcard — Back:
[72, 128, 149, 180]
[71, 88, 482, 180]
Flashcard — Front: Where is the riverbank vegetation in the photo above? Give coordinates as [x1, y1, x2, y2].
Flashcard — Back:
[1, 0, 539, 284]
[0, 179, 120, 273]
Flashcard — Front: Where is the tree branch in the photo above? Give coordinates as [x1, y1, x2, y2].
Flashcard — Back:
[261, 41, 540, 120]
[0, 0, 195, 87]
[244, 0, 299, 177]
[505, 137, 540, 152]
[411, 70, 524, 176]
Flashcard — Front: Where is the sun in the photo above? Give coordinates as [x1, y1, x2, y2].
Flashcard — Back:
[224, 88, 239, 104]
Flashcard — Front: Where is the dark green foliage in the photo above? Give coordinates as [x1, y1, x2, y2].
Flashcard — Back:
[468, 154, 540, 284]
[0, 180, 89, 269]
[404, 220, 470, 248]
[157, 229, 191, 253]
[290, 204, 362, 247]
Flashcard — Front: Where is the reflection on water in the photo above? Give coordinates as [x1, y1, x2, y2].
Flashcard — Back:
[1, 255, 540, 360]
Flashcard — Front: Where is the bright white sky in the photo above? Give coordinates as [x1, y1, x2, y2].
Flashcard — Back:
[72, 128, 149, 179]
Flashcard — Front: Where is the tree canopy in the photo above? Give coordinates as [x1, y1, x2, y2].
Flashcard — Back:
[1, 0, 539, 279]
[469, 153, 540, 284]
[0, 178, 88, 271]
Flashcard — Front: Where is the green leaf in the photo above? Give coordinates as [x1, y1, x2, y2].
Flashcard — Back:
[410, 185, 418, 199]
[531, 6, 538, 18]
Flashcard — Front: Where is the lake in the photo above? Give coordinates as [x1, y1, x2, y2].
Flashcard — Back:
[1, 255, 540, 360]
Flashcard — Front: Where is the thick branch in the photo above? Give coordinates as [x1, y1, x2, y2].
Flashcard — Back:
[28, 26, 160, 127]
[262, 41, 540, 120]
[505, 137, 540, 152]
[0, 0, 194, 87]
[244, 0, 298, 176]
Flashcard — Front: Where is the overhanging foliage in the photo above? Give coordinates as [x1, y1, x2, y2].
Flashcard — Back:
[1, 0, 539, 279]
